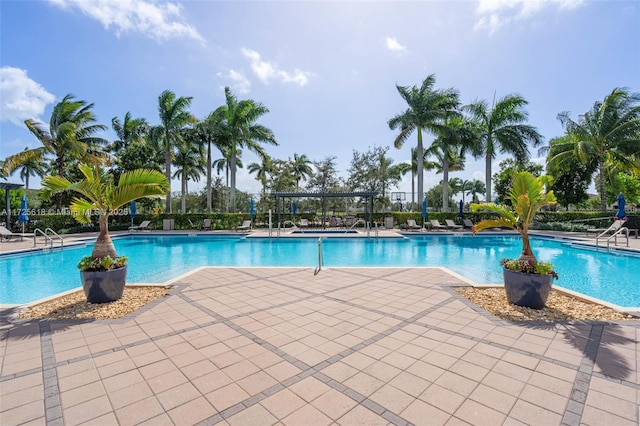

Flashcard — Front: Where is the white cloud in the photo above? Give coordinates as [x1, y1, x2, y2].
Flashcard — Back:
[385, 36, 407, 52]
[49, 0, 203, 43]
[474, 0, 584, 33]
[217, 69, 251, 94]
[241, 48, 311, 86]
[0, 67, 55, 126]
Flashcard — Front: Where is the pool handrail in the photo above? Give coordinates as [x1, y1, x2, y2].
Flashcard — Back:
[33, 228, 64, 248]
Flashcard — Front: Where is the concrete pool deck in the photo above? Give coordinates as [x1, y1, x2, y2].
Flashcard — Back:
[1, 230, 639, 425]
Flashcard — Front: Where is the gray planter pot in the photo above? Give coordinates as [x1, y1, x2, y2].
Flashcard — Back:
[503, 267, 553, 310]
[80, 265, 127, 303]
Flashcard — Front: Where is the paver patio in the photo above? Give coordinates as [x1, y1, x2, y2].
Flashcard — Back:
[1, 265, 639, 425]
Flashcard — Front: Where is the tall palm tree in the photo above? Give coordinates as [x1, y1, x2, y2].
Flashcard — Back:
[248, 155, 273, 196]
[211, 87, 276, 212]
[552, 88, 640, 210]
[110, 112, 149, 153]
[41, 162, 168, 258]
[465, 93, 542, 202]
[9, 147, 47, 190]
[198, 113, 230, 213]
[172, 141, 206, 212]
[2, 94, 108, 205]
[155, 90, 193, 212]
[425, 115, 479, 210]
[388, 74, 460, 207]
[290, 153, 313, 191]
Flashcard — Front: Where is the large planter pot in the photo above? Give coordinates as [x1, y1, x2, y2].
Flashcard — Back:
[503, 267, 553, 310]
[80, 266, 127, 303]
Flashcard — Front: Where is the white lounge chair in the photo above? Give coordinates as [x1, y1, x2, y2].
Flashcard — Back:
[429, 220, 447, 230]
[0, 225, 27, 241]
[129, 220, 151, 231]
[586, 220, 623, 237]
[406, 219, 421, 231]
[237, 220, 252, 232]
[445, 219, 463, 230]
[200, 219, 212, 231]
[299, 218, 309, 228]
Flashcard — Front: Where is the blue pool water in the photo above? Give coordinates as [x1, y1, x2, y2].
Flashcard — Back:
[2, 234, 640, 307]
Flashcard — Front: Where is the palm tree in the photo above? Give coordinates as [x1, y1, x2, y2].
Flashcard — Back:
[155, 90, 193, 213]
[172, 141, 206, 212]
[290, 153, 313, 191]
[388, 75, 460, 208]
[425, 115, 479, 210]
[2, 94, 108, 205]
[8, 147, 47, 190]
[211, 87, 276, 212]
[248, 155, 273, 196]
[41, 162, 168, 259]
[552, 88, 640, 210]
[198, 113, 231, 213]
[466, 179, 487, 204]
[110, 112, 149, 153]
[465, 93, 543, 202]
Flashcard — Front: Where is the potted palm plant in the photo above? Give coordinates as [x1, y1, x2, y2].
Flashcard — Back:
[42, 162, 169, 303]
[471, 171, 558, 309]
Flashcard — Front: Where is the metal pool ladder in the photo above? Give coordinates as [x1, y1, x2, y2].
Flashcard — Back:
[33, 228, 64, 248]
[314, 237, 323, 275]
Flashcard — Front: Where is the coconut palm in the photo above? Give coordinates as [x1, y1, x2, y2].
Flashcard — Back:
[154, 90, 194, 213]
[465, 94, 543, 202]
[2, 94, 108, 205]
[290, 153, 313, 191]
[172, 141, 206, 212]
[388, 75, 460, 208]
[41, 163, 169, 259]
[425, 115, 479, 210]
[110, 112, 149, 153]
[248, 155, 273, 196]
[551, 88, 640, 210]
[8, 147, 47, 190]
[211, 87, 276, 212]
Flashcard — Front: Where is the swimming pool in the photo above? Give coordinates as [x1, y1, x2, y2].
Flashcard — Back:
[2, 234, 640, 307]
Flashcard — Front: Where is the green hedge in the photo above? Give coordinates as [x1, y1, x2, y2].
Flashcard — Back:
[19, 211, 637, 234]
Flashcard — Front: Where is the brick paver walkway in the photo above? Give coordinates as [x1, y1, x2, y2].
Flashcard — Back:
[1, 267, 639, 425]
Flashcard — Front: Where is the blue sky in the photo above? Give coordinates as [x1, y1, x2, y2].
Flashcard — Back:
[1, 0, 638, 198]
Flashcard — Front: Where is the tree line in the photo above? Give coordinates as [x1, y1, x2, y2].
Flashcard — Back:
[2, 76, 639, 214]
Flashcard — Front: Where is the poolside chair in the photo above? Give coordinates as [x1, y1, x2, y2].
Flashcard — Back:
[0, 225, 26, 241]
[129, 220, 151, 231]
[237, 220, 252, 232]
[406, 219, 421, 231]
[299, 218, 310, 228]
[586, 220, 625, 237]
[463, 219, 475, 229]
[200, 218, 212, 231]
[429, 220, 447, 230]
[445, 219, 463, 230]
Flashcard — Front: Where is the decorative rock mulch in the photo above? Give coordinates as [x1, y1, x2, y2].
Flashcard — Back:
[456, 287, 638, 322]
[18, 286, 170, 320]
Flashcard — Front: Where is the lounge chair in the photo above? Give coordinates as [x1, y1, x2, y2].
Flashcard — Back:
[463, 219, 475, 229]
[299, 218, 310, 228]
[429, 220, 447, 230]
[406, 219, 421, 231]
[200, 219, 212, 231]
[445, 219, 463, 230]
[237, 220, 252, 232]
[0, 225, 27, 241]
[129, 220, 151, 231]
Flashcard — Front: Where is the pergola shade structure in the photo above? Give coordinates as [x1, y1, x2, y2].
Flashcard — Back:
[0, 182, 24, 228]
[270, 191, 378, 229]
